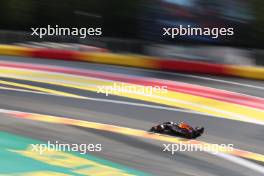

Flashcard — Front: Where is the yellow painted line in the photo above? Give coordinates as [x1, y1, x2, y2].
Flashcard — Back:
[1, 67, 264, 125]
[226, 65, 264, 80]
[8, 110, 264, 163]
[0, 44, 32, 56]
[0, 80, 85, 99]
[77, 52, 158, 69]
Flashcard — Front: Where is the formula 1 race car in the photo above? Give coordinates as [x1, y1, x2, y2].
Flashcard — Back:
[149, 122, 204, 139]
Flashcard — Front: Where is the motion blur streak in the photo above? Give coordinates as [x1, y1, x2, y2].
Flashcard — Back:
[0, 108, 264, 163]
[1, 56, 264, 176]
[2, 61, 264, 110]
[1, 108, 264, 174]
[1, 65, 264, 125]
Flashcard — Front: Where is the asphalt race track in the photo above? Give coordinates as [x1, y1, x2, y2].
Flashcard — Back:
[0, 55, 264, 176]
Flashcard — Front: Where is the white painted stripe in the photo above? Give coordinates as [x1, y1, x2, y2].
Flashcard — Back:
[216, 152, 264, 175]
[0, 84, 216, 118]
[0, 86, 52, 95]
[127, 67, 264, 91]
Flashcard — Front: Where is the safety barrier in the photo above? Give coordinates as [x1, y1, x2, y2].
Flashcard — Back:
[1, 45, 264, 80]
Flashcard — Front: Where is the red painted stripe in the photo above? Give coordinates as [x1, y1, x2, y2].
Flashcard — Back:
[158, 59, 228, 75]
[1, 61, 264, 110]
[31, 49, 80, 61]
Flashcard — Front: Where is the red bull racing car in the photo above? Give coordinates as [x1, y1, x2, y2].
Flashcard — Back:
[149, 122, 204, 139]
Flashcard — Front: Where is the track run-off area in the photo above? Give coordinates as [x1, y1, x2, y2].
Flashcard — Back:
[0, 56, 264, 176]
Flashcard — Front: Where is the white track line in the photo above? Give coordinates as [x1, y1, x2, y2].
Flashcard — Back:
[216, 152, 264, 175]
[0, 86, 55, 95]
[0, 84, 217, 118]
[90, 63, 264, 91]
[122, 67, 264, 90]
